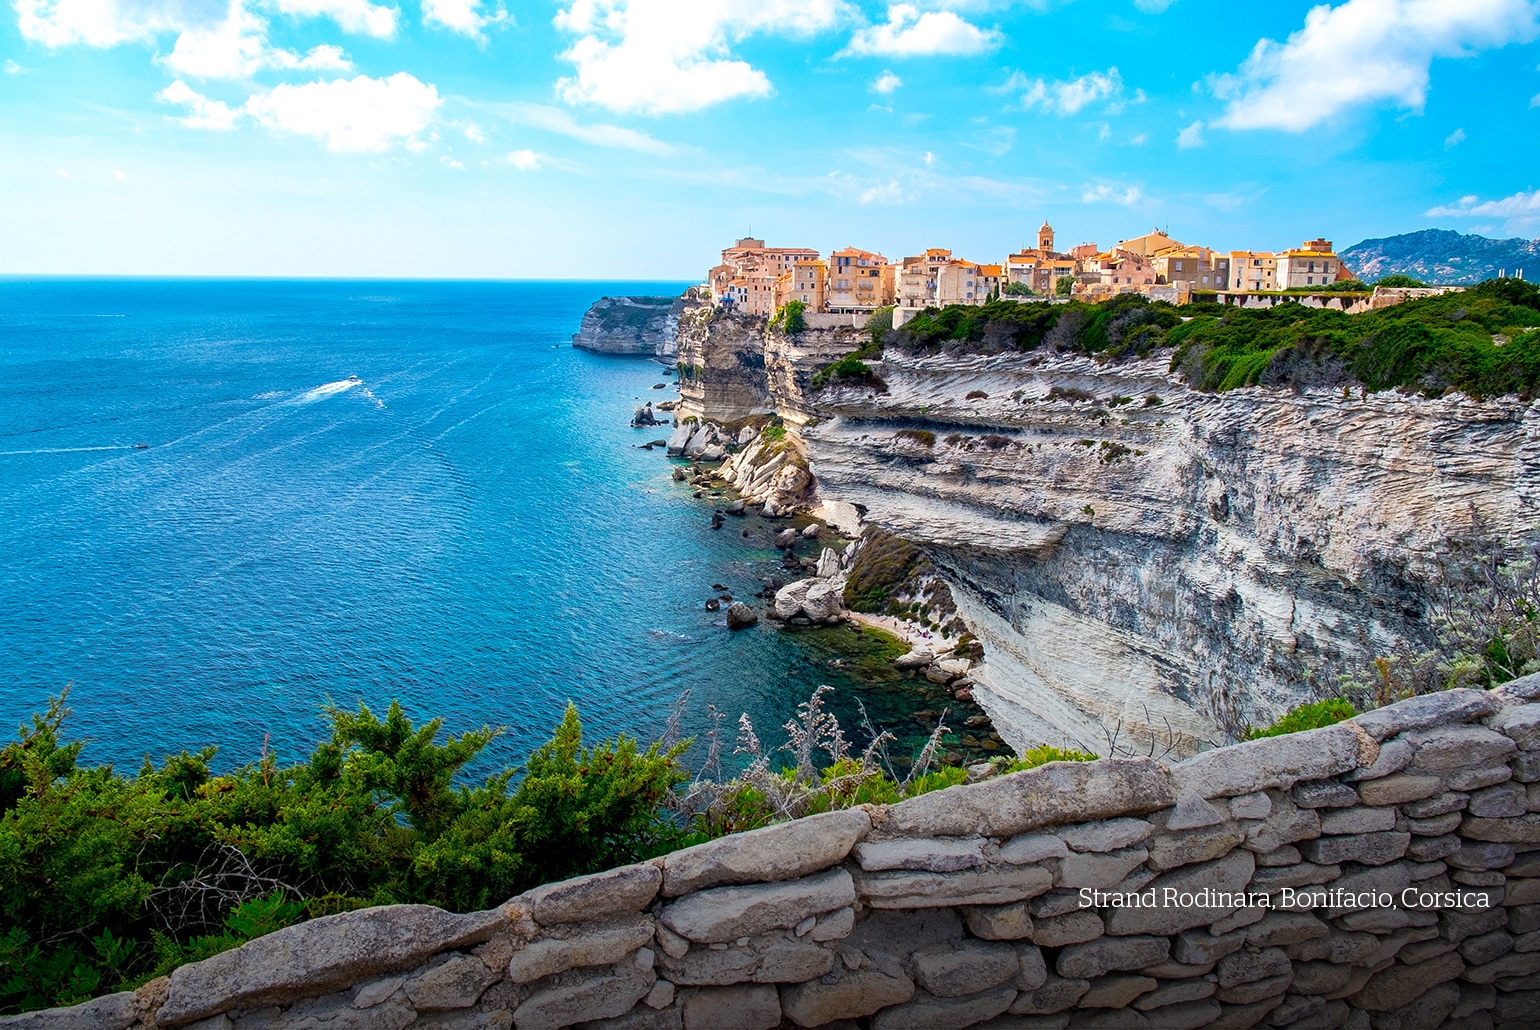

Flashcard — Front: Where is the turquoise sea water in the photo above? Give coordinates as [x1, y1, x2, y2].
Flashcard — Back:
[0, 279, 941, 777]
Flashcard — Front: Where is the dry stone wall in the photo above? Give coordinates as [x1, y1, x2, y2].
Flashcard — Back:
[14, 676, 1540, 1030]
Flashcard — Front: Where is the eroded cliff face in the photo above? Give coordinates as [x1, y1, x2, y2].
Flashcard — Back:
[800, 349, 1540, 756]
[572, 295, 683, 356]
[671, 306, 1540, 758]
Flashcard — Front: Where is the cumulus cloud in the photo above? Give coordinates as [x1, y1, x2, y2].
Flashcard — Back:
[844, 4, 1000, 57]
[1213, 0, 1540, 131]
[1445, 127, 1466, 146]
[1426, 189, 1540, 221]
[859, 178, 907, 204]
[1082, 182, 1145, 206]
[871, 70, 902, 93]
[1176, 119, 1204, 148]
[159, 1, 351, 80]
[17, 0, 397, 52]
[553, 0, 844, 115]
[503, 102, 676, 155]
[1012, 67, 1128, 115]
[158, 72, 441, 151]
[270, 0, 398, 38]
[421, 0, 506, 40]
[506, 148, 540, 170]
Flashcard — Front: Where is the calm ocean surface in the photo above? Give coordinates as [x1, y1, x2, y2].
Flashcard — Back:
[0, 279, 926, 777]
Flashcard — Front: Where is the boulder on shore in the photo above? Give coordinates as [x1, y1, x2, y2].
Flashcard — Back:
[772, 578, 845, 624]
[631, 404, 659, 427]
[773, 528, 800, 549]
[725, 602, 759, 629]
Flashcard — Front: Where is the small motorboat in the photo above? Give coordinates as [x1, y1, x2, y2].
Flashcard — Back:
[133, 443, 149, 449]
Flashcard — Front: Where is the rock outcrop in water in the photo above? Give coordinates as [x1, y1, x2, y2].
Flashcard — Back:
[572, 295, 686, 356]
[664, 299, 1540, 758]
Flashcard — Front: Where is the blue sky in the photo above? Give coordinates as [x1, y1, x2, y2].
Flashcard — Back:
[3, 0, 1540, 277]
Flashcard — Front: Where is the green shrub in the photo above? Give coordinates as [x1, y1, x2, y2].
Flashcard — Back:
[1242, 699, 1357, 740]
[1376, 274, 1429, 288]
[895, 429, 936, 447]
[999, 746, 1098, 774]
[770, 300, 807, 334]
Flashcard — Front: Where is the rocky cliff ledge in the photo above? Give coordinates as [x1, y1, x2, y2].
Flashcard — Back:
[21, 680, 1540, 1029]
[572, 295, 685, 356]
[672, 309, 1540, 757]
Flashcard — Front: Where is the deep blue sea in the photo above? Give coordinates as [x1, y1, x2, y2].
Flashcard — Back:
[0, 279, 933, 778]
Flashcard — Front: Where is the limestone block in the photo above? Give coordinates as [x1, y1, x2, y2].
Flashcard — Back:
[1326, 862, 1413, 914]
[1016, 945, 1048, 990]
[1131, 979, 1215, 1012]
[1342, 738, 1413, 782]
[879, 758, 1176, 839]
[1446, 841, 1515, 871]
[520, 863, 662, 926]
[1286, 930, 1380, 965]
[1217, 947, 1290, 987]
[776, 966, 914, 1026]
[1160, 793, 1224, 831]
[405, 954, 499, 1011]
[1291, 961, 1352, 995]
[1079, 974, 1157, 1008]
[1448, 765, 1513, 791]
[1469, 781, 1528, 818]
[1242, 801, 1320, 853]
[1057, 936, 1169, 979]
[1464, 948, 1540, 984]
[1056, 847, 1149, 889]
[1317, 805, 1397, 834]
[507, 918, 656, 983]
[1297, 831, 1408, 866]
[1214, 972, 1292, 1005]
[1407, 812, 1462, 835]
[1031, 889, 1086, 918]
[1494, 703, 1540, 749]
[1031, 911, 1105, 947]
[1494, 989, 1540, 1023]
[868, 985, 1015, 1030]
[661, 810, 869, 895]
[1263, 992, 1324, 1027]
[1250, 862, 1341, 892]
[1227, 793, 1272, 821]
[1146, 824, 1245, 871]
[1138, 959, 1212, 979]
[659, 868, 855, 943]
[654, 935, 832, 986]
[1516, 753, 1540, 783]
[1453, 982, 1497, 1018]
[1139, 998, 1221, 1029]
[911, 940, 1020, 997]
[852, 836, 986, 873]
[1460, 929, 1515, 966]
[1351, 688, 1499, 740]
[1406, 833, 1462, 862]
[1461, 813, 1540, 844]
[513, 968, 656, 1030]
[1291, 782, 1357, 808]
[999, 833, 1071, 864]
[853, 864, 1052, 909]
[1356, 774, 1442, 807]
[1440, 905, 1509, 945]
[1102, 850, 1255, 936]
[1054, 818, 1154, 853]
[0, 992, 141, 1030]
[1255, 845, 1301, 867]
[1405, 726, 1516, 772]
[1171, 928, 1245, 966]
[1402, 791, 1467, 818]
[157, 903, 509, 1025]
[1170, 724, 1360, 800]
[1346, 955, 1464, 1011]
[809, 907, 854, 942]
[247, 988, 418, 1029]
[1511, 879, 1540, 906]
[962, 903, 1033, 941]
[1244, 912, 1328, 947]
[679, 984, 779, 1030]
[1008, 975, 1090, 1015]
[1208, 906, 1266, 935]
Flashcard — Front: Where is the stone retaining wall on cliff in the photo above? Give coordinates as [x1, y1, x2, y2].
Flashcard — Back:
[14, 677, 1540, 1029]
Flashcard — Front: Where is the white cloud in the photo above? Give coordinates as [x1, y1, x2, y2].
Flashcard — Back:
[503, 103, 676, 155]
[1214, 0, 1540, 132]
[1082, 182, 1145, 206]
[1130, 131, 1149, 144]
[270, 0, 398, 38]
[844, 4, 1000, 57]
[859, 178, 907, 204]
[1532, 91, 1540, 106]
[1176, 119, 1204, 148]
[1426, 189, 1540, 220]
[1135, 0, 1175, 10]
[871, 70, 902, 93]
[463, 122, 486, 142]
[4, 59, 26, 73]
[441, 156, 465, 169]
[422, 0, 506, 39]
[1014, 67, 1127, 115]
[158, 1, 352, 80]
[553, 0, 845, 115]
[113, 168, 127, 180]
[1445, 126, 1466, 146]
[923, 149, 935, 166]
[156, 79, 242, 129]
[158, 72, 440, 151]
[506, 148, 540, 170]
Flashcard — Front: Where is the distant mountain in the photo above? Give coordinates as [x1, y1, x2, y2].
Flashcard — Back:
[1341, 229, 1540, 285]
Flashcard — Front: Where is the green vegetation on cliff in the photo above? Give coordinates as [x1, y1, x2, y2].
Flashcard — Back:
[881, 278, 1540, 400]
